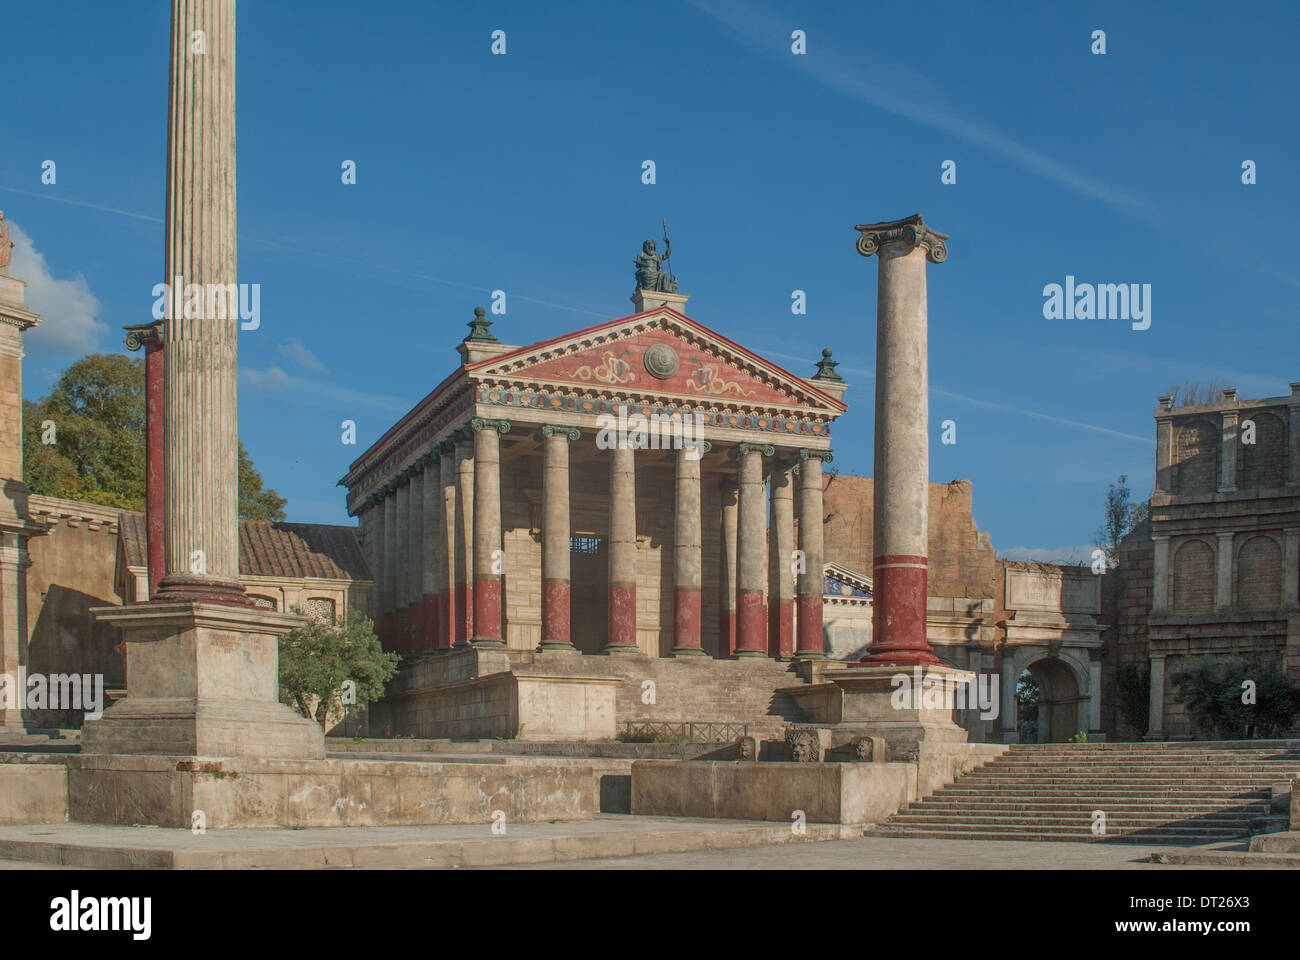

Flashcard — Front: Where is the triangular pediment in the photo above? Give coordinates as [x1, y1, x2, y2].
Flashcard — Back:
[467, 308, 845, 414]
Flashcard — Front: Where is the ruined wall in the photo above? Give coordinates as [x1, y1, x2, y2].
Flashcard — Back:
[22, 495, 125, 728]
[822, 475, 997, 599]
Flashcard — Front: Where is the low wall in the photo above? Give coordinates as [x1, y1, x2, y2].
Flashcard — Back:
[68, 754, 596, 828]
[631, 761, 916, 825]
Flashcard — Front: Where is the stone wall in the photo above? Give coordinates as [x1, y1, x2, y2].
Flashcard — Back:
[1101, 524, 1153, 739]
[22, 495, 125, 728]
[821, 475, 996, 598]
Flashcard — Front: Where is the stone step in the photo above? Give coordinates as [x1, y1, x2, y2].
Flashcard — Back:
[910, 801, 1270, 814]
[889, 812, 1256, 827]
[868, 826, 1241, 844]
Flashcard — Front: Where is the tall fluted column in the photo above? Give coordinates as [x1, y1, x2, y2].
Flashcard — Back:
[718, 481, 738, 658]
[394, 479, 411, 654]
[732, 443, 773, 656]
[768, 457, 795, 658]
[438, 441, 457, 648]
[408, 466, 424, 650]
[156, 0, 243, 603]
[672, 442, 710, 655]
[421, 454, 439, 652]
[796, 450, 831, 657]
[382, 487, 397, 649]
[539, 425, 579, 651]
[606, 443, 639, 654]
[471, 418, 508, 648]
[855, 215, 948, 666]
[453, 432, 475, 647]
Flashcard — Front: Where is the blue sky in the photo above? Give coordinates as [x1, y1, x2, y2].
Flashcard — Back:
[3, 0, 1297, 559]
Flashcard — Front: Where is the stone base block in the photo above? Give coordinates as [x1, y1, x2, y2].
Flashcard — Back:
[631, 760, 916, 825]
[0, 764, 68, 824]
[68, 754, 596, 828]
[85, 601, 325, 760]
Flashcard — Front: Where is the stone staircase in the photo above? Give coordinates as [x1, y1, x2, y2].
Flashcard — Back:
[871, 741, 1300, 844]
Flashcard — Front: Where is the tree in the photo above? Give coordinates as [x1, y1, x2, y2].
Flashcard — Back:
[22, 351, 287, 518]
[1115, 662, 1150, 738]
[1172, 656, 1300, 739]
[278, 609, 398, 727]
[1163, 379, 1229, 407]
[238, 441, 287, 521]
[1094, 474, 1149, 569]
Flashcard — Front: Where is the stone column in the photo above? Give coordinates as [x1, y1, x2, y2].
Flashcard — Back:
[672, 442, 710, 655]
[1215, 531, 1234, 612]
[539, 424, 579, 651]
[412, 466, 428, 649]
[155, 0, 243, 604]
[606, 443, 640, 654]
[718, 481, 738, 658]
[1288, 383, 1300, 486]
[438, 441, 457, 648]
[1147, 654, 1166, 740]
[471, 418, 508, 648]
[421, 454, 439, 652]
[1151, 534, 1171, 614]
[454, 430, 475, 647]
[124, 322, 165, 598]
[1219, 408, 1239, 493]
[1284, 527, 1300, 611]
[81, 0, 324, 766]
[731, 442, 773, 657]
[796, 450, 831, 658]
[383, 486, 398, 650]
[999, 653, 1019, 743]
[855, 215, 948, 665]
[1087, 652, 1103, 735]
[767, 457, 795, 658]
[1154, 397, 1174, 494]
[368, 496, 386, 624]
[394, 478, 411, 654]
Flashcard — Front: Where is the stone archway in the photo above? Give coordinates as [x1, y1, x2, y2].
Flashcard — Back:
[1018, 657, 1086, 743]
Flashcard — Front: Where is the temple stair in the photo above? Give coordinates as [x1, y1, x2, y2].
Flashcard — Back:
[869, 741, 1300, 844]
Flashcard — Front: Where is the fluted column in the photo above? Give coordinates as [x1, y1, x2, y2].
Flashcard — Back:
[718, 481, 738, 658]
[606, 444, 639, 654]
[156, 0, 243, 603]
[732, 442, 773, 656]
[367, 497, 385, 623]
[855, 215, 948, 666]
[394, 478, 411, 654]
[382, 488, 397, 649]
[124, 323, 166, 598]
[539, 425, 579, 651]
[421, 454, 439, 652]
[471, 418, 509, 648]
[672, 442, 710, 655]
[453, 431, 475, 647]
[768, 457, 795, 658]
[796, 450, 831, 657]
[408, 465, 424, 650]
[438, 441, 457, 648]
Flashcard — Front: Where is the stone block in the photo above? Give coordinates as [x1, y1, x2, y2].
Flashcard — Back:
[0, 764, 68, 824]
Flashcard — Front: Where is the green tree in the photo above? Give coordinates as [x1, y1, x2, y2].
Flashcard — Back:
[22, 351, 287, 518]
[1094, 474, 1149, 569]
[278, 609, 397, 727]
[1172, 656, 1300, 739]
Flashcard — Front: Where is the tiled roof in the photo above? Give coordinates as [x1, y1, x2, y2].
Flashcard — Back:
[119, 511, 370, 582]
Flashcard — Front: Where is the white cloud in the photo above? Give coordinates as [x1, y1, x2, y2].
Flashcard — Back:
[278, 337, 329, 374]
[6, 221, 106, 354]
[245, 365, 291, 390]
[999, 545, 1099, 565]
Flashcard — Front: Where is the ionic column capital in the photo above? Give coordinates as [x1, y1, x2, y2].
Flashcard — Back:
[123, 321, 163, 352]
[535, 423, 580, 442]
[797, 448, 834, 463]
[471, 417, 511, 435]
[855, 214, 949, 264]
[729, 442, 775, 460]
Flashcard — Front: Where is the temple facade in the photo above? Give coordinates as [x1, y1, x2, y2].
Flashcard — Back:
[339, 286, 849, 664]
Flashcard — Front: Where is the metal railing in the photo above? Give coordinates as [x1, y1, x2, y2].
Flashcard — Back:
[620, 721, 749, 743]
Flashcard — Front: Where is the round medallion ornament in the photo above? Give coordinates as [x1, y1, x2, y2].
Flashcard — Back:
[643, 343, 679, 380]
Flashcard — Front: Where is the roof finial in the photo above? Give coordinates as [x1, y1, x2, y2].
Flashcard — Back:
[465, 305, 499, 343]
[812, 348, 843, 382]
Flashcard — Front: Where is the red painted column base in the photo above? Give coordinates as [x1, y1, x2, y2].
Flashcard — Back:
[472, 577, 503, 646]
[672, 586, 704, 654]
[768, 600, 794, 659]
[861, 555, 939, 666]
[735, 589, 766, 656]
[453, 583, 473, 647]
[606, 582, 638, 652]
[796, 594, 824, 657]
[541, 579, 575, 650]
